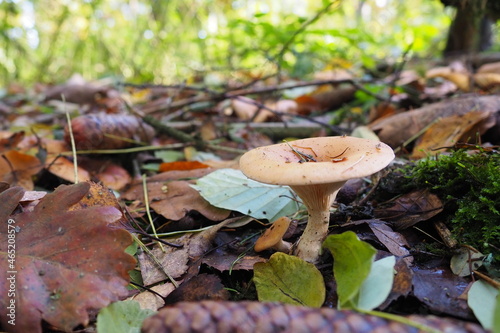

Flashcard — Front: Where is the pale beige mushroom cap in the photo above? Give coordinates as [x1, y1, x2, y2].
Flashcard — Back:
[239, 136, 394, 186]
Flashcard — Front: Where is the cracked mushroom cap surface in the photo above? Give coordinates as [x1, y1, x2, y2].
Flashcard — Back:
[239, 136, 394, 186]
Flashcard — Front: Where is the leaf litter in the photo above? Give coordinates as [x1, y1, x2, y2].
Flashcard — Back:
[2, 60, 500, 332]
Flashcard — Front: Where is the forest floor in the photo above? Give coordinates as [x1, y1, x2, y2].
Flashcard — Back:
[1, 58, 500, 332]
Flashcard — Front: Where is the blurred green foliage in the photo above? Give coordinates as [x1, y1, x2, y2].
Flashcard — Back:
[0, 0, 457, 85]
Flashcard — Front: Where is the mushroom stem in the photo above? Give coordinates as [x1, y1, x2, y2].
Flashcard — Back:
[291, 182, 345, 263]
[274, 240, 292, 253]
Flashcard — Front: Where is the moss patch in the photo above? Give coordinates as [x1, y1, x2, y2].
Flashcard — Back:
[403, 149, 500, 258]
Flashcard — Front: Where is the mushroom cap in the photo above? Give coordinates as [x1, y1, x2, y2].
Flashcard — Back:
[239, 136, 394, 186]
[254, 216, 291, 252]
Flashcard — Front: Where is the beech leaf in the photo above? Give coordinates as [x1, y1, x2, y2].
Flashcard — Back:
[0, 182, 136, 333]
[323, 231, 376, 308]
[253, 252, 325, 307]
[357, 256, 396, 310]
[468, 280, 499, 330]
[192, 168, 298, 222]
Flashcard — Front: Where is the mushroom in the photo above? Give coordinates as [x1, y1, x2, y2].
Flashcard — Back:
[254, 216, 292, 253]
[239, 136, 394, 263]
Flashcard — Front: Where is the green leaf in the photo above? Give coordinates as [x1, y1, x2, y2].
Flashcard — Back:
[468, 280, 499, 330]
[192, 168, 299, 222]
[97, 300, 154, 333]
[357, 256, 396, 310]
[323, 231, 377, 308]
[253, 252, 325, 307]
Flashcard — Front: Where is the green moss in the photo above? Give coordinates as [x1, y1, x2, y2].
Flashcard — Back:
[404, 149, 500, 257]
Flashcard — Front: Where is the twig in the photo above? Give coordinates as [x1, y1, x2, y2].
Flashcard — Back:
[64, 109, 78, 184]
[142, 174, 164, 252]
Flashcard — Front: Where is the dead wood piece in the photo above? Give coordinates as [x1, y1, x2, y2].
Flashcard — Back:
[369, 95, 500, 148]
[141, 301, 485, 333]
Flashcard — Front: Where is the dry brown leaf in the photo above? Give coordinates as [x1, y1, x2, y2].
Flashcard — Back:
[369, 95, 500, 148]
[138, 243, 190, 286]
[411, 111, 494, 159]
[0, 150, 43, 190]
[374, 189, 443, 230]
[163, 274, 230, 305]
[427, 71, 470, 91]
[122, 169, 230, 221]
[129, 283, 175, 311]
[0, 183, 136, 333]
[477, 61, 500, 74]
[473, 72, 500, 89]
[64, 113, 155, 150]
[43, 138, 91, 183]
[368, 221, 412, 264]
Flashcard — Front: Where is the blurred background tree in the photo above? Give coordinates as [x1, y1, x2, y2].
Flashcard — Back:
[0, 0, 498, 86]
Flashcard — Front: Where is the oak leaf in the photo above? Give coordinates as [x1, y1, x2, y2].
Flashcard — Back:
[0, 182, 136, 333]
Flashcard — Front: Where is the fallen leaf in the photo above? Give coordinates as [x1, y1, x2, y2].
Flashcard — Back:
[357, 256, 396, 311]
[450, 247, 484, 277]
[138, 218, 237, 285]
[64, 113, 155, 150]
[0, 182, 136, 333]
[412, 264, 473, 320]
[77, 159, 132, 191]
[426, 67, 470, 91]
[69, 181, 123, 215]
[96, 300, 155, 333]
[369, 95, 500, 148]
[380, 258, 413, 309]
[374, 189, 443, 230]
[122, 169, 230, 221]
[412, 111, 494, 159]
[192, 168, 298, 222]
[163, 273, 230, 305]
[159, 161, 209, 173]
[323, 231, 376, 309]
[468, 280, 498, 330]
[138, 244, 189, 286]
[130, 283, 175, 311]
[253, 252, 325, 307]
[368, 221, 412, 264]
[0, 150, 43, 190]
[0, 131, 25, 153]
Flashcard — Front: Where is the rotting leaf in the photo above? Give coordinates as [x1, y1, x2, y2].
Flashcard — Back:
[374, 189, 443, 230]
[412, 264, 472, 319]
[163, 273, 230, 305]
[253, 252, 325, 307]
[0, 182, 136, 333]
